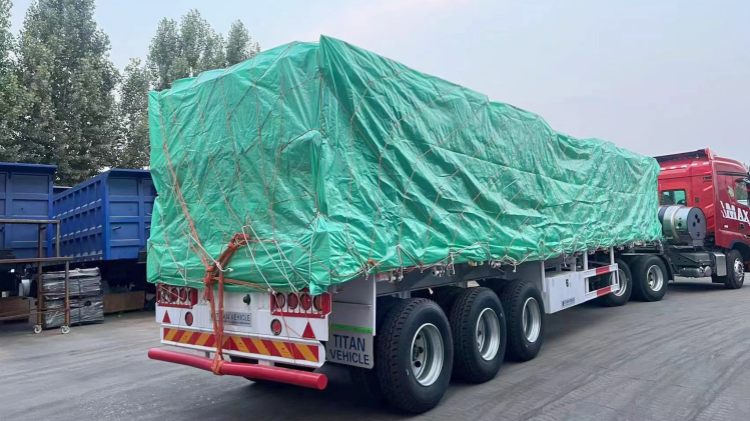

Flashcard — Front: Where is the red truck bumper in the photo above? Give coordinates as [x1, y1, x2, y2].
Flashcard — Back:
[148, 348, 328, 390]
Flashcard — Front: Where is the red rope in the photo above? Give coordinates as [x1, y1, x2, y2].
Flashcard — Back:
[160, 136, 267, 374]
[203, 233, 269, 374]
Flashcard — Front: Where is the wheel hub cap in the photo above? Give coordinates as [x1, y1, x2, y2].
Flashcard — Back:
[646, 265, 664, 291]
[521, 297, 541, 343]
[734, 259, 745, 281]
[475, 308, 501, 361]
[613, 268, 628, 297]
[410, 323, 444, 386]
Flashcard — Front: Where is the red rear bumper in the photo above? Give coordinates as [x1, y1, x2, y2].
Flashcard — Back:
[148, 348, 328, 390]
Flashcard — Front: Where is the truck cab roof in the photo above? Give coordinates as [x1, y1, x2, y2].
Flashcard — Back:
[656, 148, 748, 180]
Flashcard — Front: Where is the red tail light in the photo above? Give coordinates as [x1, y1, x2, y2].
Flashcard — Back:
[287, 293, 299, 310]
[157, 284, 199, 309]
[272, 292, 286, 310]
[314, 293, 331, 314]
[270, 319, 282, 336]
[270, 290, 331, 318]
[300, 293, 312, 310]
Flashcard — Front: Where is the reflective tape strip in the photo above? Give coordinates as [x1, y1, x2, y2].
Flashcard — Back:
[252, 338, 270, 356]
[296, 344, 317, 362]
[595, 265, 615, 276]
[195, 333, 212, 346]
[162, 328, 319, 362]
[233, 336, 250, 353]
[583, 264, 616, 279]
[596, 285, 613, 297]
[272, 341, 294, 359]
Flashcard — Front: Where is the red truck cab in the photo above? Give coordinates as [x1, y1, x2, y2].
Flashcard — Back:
[656, 149, 750, 268]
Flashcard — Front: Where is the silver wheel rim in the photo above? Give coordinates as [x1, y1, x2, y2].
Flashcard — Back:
[521, 297, 541, 343]
[475, 308, 502, 361]
[734, 259, 745, 281]
[646, 265, 664, 291]
[612, 268, 628, 297]
[410, 323, 444, 386]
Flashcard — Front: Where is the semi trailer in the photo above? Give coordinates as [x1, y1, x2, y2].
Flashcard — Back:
[146, 37, 670, 414]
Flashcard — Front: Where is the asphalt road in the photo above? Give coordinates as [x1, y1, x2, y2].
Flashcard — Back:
[2, 278, 750, 421]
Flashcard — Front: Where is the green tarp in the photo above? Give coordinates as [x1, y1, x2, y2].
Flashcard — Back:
[147, 36, 661, 295]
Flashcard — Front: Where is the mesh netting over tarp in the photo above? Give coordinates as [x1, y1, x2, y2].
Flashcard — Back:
[147, 36, 661, 295]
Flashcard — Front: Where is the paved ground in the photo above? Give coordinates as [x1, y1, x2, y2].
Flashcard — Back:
[2, 278, 750, 421]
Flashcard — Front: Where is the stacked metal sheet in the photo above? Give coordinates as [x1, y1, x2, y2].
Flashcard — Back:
[42, 268, 104, 328]
[42, 268, 102, 298]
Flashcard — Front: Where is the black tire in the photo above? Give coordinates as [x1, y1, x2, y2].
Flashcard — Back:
[477, 279, 506, 296]
[374, 298, 453, 414]
[432, 286, 464, 313]
[499, 279, 545, 362]
[449, 287, 507, 383]
[719, 250, 745, 289]
[597, 259, 633, 307]
[630, 256, 668, 302]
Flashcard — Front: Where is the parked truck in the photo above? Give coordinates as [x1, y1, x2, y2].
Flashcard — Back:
[624, 149, 748, 289]
[147, 37, 669, 413]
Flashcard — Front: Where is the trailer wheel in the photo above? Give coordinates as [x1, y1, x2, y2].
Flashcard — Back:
[449, 287, 506, 383]
[630, 256, 668, 301]
[720, 250, 745, 289]
[374, 298, 453, 414]
[500, 279, 544, 362]
[598, 259, 632, 307]
[432, 286, 464, 313]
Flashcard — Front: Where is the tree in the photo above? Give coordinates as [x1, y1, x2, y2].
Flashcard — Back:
[149, 10, 219, 90]
[200, 29, 225, 71]
[148, 18, 182, 91]
[179, 9, 208, 76]
[115, 58, 150, 169]
[0, 0, 25, 161]
[17, 0, 119, 184]
[225, 20, 259, 66]
[148, 11, 260, 90]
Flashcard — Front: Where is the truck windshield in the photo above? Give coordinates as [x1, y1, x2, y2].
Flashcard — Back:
[660, 189, 687, 206]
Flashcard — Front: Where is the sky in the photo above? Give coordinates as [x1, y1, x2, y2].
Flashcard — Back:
[9, 0, 750, 165]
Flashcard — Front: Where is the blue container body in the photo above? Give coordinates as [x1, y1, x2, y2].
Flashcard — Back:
[0, 162, 56, 258]
[54, 169, 154, 262]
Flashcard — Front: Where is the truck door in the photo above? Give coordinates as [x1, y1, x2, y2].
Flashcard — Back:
[734, 178, 750, 238]
[716, 173, 750, 246]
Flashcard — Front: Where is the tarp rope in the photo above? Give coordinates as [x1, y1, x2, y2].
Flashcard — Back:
[160, 133, 267, 374]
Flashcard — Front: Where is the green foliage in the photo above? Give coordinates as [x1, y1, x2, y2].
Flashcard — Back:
[179, 9, 208, 74]
[0, 3, 261, 179]
[149, 10, 224, 89]
[0, 0, 25, 161]
[148, 10, 259, 90]
[16, 0, 119, 184]
[115, 58, 150, 168]
[148, 18, 182, 91]
[226, 20, 259, 66]
[201, 30, 225, 70]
